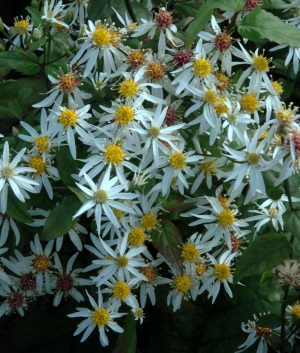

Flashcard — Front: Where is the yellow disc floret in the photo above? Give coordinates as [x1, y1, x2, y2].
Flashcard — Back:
[194, 58, 212, 77]
[127, 50, 145, 68]
[92, 26, 112, 47]
[271, 81, 283, 95]
[146, 62, 165, 82]
[214, 263, 231, 281]
[59, 109, 78, 127]
[104, 145, 124, 164]
[58, 73, 78, 94]
[29, 156, 46, 174]
[113, 281, 130, 299]
[93, 189, 108, 203]
[115, 255, 129, 268]
[149, 126, 161, 138]
[35, 136, 49, 152]
[214, 99, 229, 116]
[115, 106, 135, 125]
[91, 308, 110, 327]
[119, 79, 138, 97]
[1, 166, 14, 178]
[203, 89, 218, 104]
[246, 152, 260, 165]
[240, 93, 259, 114]
[252, 54, 270, 72]
[219, 209, 235, 227]
[169, 152, 186, 169]
[291, 303, 300, 318]
[200, 159, 216, 174]
[140, 267, 155, 283]
[181, 243, 199, 262]
[113, 209, 126, 221]
[129, 227, 146, 246]
[255, 326, 272, 337]
[33, 255, 50, 272]
[174, 274, 191, 292]
[141, 212, 157, 229]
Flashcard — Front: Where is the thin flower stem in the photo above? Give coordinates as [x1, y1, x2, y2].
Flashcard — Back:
[124, 0, 138, 24]
[280, 285, 289, 353]
[226, 11, 240, 33]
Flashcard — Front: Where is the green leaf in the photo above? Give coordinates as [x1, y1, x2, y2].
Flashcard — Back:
[186, 2, 213, 49]
[88, 0, 124, 21]
[151, 219, 184, 273]
[40, 196, 82, 240]
[260, 270, 274, 286]
[26, 6, 43, 27]
[262, 0, 287, 9]
[233, 233, 292, 284]
[8, 101, 22, 119]
[174, 1, 199, 17]
[266, 187, 284, 201]
[256, 314, 281, 328]
[25, 36, 46, 56]
[130, 0, 152, 22]
[162, 198, 195, 213]
[238, 8, 300, 48]
[56, 147, 79, 187]
[268, 285, 283, 302]
[69, 186, 90, 204]
[0, 78, 47, 121]
[282, 211, 300, 238]
[0, 51, 40, 75]
[112, 315, 137, 353]
[18, 87, 33, 101]
[278, 78, 294, 101]
[207, 0, 246, 11]
[6, 189, 34, 223]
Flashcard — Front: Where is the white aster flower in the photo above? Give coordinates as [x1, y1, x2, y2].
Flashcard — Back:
[0, 213, 20, 246]
[68, 289, 126, 346]
[73, 165, 137, 235]
[52, 252, 92, 307]
[245, 206, 284, 233]
[0, 141, 39, 214]
[42, 0, 69, 29]
[131, 6, 183, 58]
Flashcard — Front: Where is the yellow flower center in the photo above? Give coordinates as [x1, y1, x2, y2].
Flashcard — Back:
[104, 145, 124, 164]
[127, 50, 145, 68]
[268, 208, 278, 218]
[1, 166, 14, 178]
[146, 62, 165, 82]
[255, 326, 272, 337]
[169, 152, 186, 169]
[174, 274, 191, 292]
[199, 159, 217, 174]
[129, 227, 146, 246]
[291, 304, 300, 318]
[203, 89, 218, 104]
[119, 79, 138, 97]
[219, 209, 235, 227]
[240, 93, 259, 114]
[92, 26, 112, 47]
[93, 189, 108, 203]
[218, 196, 228, 208]
[252, 54, 270, 72]
[194, 58, 212, 77]
[214, 263, 231, 281]
[215, 71, 229, 91]
[113, 281, 130, 299]
[29, 156, 46, 175]
[35, 136, 50, 152]
[271, 81, 283, 95]
[33, 255, 50, 272]
[115, 106, 135, 125]
[181, 243, 199, 262]
[277, 109, 294, 124]
[246, 152, 260, 165]
[195, 260, 206, 276]
[58, 73, 78, 94]
[134, 308, 144, 318]
[113, 209, 126, 221]
[115, 255, 129, 268]
[149, 126, 160, 138]
[59, 109, 78, 127]
[91, 308, 110, 327]
[214, 99, 229, 116]
[140, 267, 155, 283]
[14, 19, 29, 29]
[141, 213, 157, 229]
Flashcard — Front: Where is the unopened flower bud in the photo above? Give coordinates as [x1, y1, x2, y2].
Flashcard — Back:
[12, 126, 19, 137]
[32, 26, 43, 41]
[31, 0, 38, 8]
